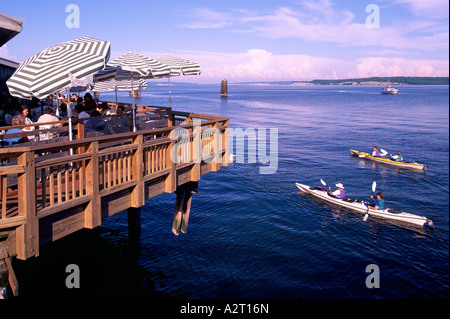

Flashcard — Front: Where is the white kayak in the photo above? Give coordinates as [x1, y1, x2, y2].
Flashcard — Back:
[295, 183, 434, 228]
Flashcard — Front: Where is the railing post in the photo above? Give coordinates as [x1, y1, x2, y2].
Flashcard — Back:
[131, 134, 144, 208]
[85, 141, 100, 228]
[167, 108, 174, 127]
[165, 130, 177, 193]
[222, 119, 230, 167]
[191, 120, 201, 181]
[16, 151, 38, 259]
[211, 122, 221, 172]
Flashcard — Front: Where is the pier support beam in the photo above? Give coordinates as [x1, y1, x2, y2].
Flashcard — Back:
[172, 181, 198, 236]
[127, 207, 141, 237]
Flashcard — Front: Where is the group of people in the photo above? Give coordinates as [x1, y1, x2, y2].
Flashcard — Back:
[1, 92, 130, 146]
[327, 182, 385, 211]
[372, 146, 403, 162]
[324, 145, 409, 211]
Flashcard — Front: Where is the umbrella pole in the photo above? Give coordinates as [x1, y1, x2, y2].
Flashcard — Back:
[115, 86, 118, 107]
[132, 74, 136, 132]
[56, 94, 60, 117]
[66, 88, 74, 156]
[168, 75, 171, 106]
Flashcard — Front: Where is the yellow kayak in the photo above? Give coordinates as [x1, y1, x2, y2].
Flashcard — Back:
[350, 149, 426, 171]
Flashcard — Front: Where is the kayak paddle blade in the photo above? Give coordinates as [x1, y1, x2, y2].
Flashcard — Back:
[372, 181, 377, 193]
[363, 213, 369, 222]
[320, 179, 327, 187]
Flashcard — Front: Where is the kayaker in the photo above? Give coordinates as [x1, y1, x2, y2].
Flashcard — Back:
[328, 183, 346, 199]
[372, 146, 380, 157]
[390, 151, 403, 162]
[368, 192, 385, 210]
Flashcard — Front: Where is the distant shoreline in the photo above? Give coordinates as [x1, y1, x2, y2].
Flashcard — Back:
[231, 77, 449, 86]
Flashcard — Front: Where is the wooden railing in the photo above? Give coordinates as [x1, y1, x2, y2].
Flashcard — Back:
[0, 109, 229, 260]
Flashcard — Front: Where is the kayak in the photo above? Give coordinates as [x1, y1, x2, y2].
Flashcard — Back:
[350, 149, 426, 171]
[295, 182, 434, 228]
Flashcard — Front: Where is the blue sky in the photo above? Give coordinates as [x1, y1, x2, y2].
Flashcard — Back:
[1, 0, 449, 83]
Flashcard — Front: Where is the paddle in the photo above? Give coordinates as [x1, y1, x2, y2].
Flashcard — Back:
[320, 179, 331, 192]
[359, 149, 388, 157]
[363, 181, 377, 221]
[321, 179, 336, 196]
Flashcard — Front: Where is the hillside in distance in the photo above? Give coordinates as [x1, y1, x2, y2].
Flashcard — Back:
[291, 77, 449, 86]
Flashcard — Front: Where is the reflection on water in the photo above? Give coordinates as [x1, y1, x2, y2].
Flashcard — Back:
[13, 85, 449, 299]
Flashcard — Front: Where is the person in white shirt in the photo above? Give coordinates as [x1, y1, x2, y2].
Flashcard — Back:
[37, 107, 61, 140]
[328, 183, 346, 199]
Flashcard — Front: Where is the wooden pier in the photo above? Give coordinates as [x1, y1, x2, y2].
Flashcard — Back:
[0, 104, 229, 296]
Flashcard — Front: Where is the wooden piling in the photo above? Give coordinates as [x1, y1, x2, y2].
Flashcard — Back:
[172, 181, 198, 236]
[127, 207, 141, 236]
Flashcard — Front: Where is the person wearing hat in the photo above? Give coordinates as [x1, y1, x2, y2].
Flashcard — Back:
[329, 183, 346, 199]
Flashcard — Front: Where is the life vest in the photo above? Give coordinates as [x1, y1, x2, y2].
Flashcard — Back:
[335, 189, 346, 199]
[376, 199, 385, 210]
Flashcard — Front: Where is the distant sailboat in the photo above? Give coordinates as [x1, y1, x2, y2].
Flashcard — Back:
[220, 79, 228, 97]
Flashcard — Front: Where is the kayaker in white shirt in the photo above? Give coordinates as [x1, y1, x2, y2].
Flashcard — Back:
[390, 151, 403, 162]
[328, 183, 346, 199]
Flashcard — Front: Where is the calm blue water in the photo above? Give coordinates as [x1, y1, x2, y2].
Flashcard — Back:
[14, 84, 449, 299]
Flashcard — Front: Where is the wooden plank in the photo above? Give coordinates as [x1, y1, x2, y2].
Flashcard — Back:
[37, 195, 92, 220]
[0, 216, 26, 229]
[165, 139, 176, 193]
[85, 141, 100, 229]
[16, 151, 38, 259]
[1, 175, 7, 219]
[5, 257, 19, 297]
[0, 165, 25, 176]
[99, 180, 137, 198]
[191, 124, 201, 181]
[131, 135, 144, 208]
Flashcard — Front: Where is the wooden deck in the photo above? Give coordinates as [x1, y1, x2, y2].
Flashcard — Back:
[0, 105, 229, 296]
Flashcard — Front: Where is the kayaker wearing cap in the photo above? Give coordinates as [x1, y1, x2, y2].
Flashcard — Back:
[328, 183, 346, 199]
[390, 151, 403, 162]
[372, 146, 380, 157]
[368, 192, 385, 210]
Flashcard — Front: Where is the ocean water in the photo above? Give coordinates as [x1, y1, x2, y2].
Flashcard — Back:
[13, 84, 449, 299]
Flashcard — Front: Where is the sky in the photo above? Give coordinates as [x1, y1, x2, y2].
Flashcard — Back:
[1, 0, 449, 83]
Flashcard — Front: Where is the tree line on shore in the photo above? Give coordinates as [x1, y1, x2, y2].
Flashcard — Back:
[291, 76, 449, 85]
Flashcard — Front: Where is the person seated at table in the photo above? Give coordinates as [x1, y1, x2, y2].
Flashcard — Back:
[2, 115, 30, 145]
[37, 107, 61, 140]
[111, 105, 131, 131]
[83, 92, 97, 114]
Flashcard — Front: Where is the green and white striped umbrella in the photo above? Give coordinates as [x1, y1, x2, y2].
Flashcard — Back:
[157, 55, 201, 76]
[93, 66, 148, 92]
[6, 36, 111, 99]
[104, 52, 170, 131]
[107, 52, 170, 78]
[156, 55, 201, 104]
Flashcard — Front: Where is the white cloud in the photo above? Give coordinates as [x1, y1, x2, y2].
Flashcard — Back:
[393, 0, 449, 18]
[0, 45, 19, 62]
[349, 57, 449, 78]
[183, 1, 449, 51]
[164, 49, 449, 83]
[181, 8, 234, 29]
